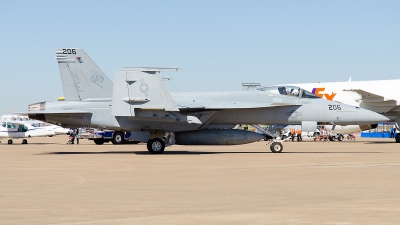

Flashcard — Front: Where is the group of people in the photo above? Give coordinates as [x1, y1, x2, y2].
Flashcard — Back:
[290, 127, 302, 141]
[318, 125, 330, 142]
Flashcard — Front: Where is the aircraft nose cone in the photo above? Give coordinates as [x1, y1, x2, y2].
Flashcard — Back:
[356, 108, 389, 124]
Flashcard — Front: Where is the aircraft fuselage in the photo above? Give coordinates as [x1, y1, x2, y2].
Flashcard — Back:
[28, 90, 386, 132]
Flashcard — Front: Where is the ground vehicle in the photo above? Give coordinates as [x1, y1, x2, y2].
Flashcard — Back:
[77, 128, 136, 145]
[328, 133, 345, 141]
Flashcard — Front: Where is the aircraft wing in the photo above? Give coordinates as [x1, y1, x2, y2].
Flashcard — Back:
[345, 89, 396, 103]
[175, 98, 296, 109]
[345, 89, 398, 113]
[0, 120, 28, 125]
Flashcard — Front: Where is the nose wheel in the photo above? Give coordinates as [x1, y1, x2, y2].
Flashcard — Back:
[270, 142, 283, 153]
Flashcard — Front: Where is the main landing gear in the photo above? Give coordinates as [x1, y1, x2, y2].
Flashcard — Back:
[146, 138, 165, 154]
[145, 132, 176, 154]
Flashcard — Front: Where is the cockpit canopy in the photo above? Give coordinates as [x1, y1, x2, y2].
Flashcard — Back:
[256, 86, 320, 99]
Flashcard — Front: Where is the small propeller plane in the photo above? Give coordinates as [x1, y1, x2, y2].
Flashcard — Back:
[0, 120, 56, 144]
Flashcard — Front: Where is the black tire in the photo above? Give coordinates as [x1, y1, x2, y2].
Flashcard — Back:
[395, 133, 400, 143]
[330, 136, 336, 141]
[147, 138, 165, 154]
[270, 142, 283, 153]
[8, 139, 13, 144]
[338, 134, 344, 141]
[264, 135, 273, 141]
[112, 132, 124, 145]
[94, 139, 105, 145]
[22, 139, 28, 144]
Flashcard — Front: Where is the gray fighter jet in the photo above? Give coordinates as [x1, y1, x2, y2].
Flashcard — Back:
[26, 49, 388, 153]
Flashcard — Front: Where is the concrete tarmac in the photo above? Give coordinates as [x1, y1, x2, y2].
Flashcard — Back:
[1, 136, 400, 224]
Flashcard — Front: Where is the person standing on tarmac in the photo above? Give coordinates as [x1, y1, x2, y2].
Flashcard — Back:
[390, 126, 395, 138]
[297, 129, 302, 141]
[320, 126, 330, 143]
[76, 128, 80, 144]
[291, 127, 296, 142]
[67, 128, 77, 144]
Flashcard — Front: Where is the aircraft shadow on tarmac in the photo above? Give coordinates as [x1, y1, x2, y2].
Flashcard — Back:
[42, 151, 267, 155]
[364, 142, 398, 144]
[40, 150, 384, 155]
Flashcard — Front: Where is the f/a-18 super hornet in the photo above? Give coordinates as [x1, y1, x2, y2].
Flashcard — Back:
[26, 49, 388, 153]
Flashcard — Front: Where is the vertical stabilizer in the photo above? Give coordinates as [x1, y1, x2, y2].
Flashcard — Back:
[55, 48, 113, 101]
[112, 68, 180, 116]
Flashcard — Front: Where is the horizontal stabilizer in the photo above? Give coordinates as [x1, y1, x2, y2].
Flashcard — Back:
[121, 67, 179, 73]
[22, 110, 91, 114]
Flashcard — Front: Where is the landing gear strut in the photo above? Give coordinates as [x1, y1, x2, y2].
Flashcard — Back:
[147, 138, 165, 154]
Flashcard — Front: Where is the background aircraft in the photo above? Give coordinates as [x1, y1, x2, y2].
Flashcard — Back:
[278, 79, 400, 142]
[0, 120, 55, 144]
[25, 49, 388, 153]
[1, 114, 69, 135]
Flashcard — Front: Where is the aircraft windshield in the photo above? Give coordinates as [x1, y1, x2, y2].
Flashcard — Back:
[301, 89, 320, 99]
[17, 125, 28, 132]
[256, 86, 320, 99]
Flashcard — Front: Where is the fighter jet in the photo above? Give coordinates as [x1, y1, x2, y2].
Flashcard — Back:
[26, 49, 388, 153]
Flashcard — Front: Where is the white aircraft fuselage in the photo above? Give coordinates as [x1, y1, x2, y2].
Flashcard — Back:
[282, 79, 400, 119]
[277, 79, 400, 139]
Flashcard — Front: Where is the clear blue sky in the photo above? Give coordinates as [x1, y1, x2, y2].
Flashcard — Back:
[0, 0, 399, 115]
